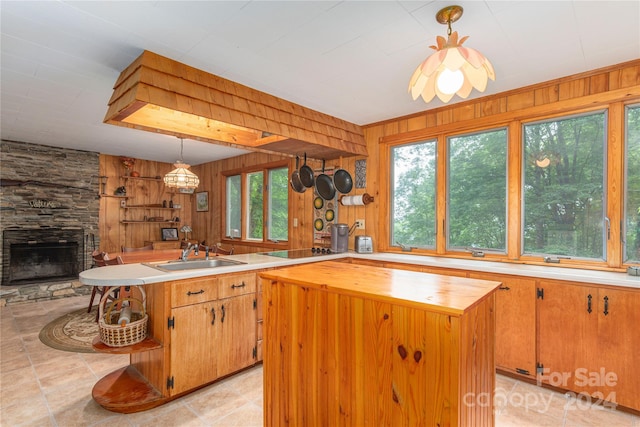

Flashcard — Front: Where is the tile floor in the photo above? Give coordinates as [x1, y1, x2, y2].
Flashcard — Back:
[1, 294, 638, 427]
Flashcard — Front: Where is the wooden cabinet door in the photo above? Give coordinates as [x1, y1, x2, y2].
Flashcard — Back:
[469, 273, 536, 376]
[537, 281, 597, 393]
[594, 287, 640, 409]
[169, 302, 218, 395]
[215, 293, 257, 378]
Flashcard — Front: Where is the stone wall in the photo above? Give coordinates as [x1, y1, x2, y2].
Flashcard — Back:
[0, 140, 100, 304]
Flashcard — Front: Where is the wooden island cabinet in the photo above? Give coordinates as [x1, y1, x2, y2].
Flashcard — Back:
[92, 271, 262, 413]
[261, 261, 501, 426]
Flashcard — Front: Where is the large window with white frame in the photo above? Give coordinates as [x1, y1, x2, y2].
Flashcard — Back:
[625, 104, 640, 263]
[522, 111, 607, 260]
[447, 128, 508, 252]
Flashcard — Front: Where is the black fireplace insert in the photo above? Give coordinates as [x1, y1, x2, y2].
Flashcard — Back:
[2, 228, 84, 286]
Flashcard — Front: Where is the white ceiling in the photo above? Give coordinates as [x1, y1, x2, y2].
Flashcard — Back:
[1, 1, 639, 165]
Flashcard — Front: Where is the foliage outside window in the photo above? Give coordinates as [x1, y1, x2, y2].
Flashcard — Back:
[225, 165, 288, 243]
[226, 175, 241, 238]
[625, 104, 640, 263]
[522, 111, 606, 259]
[447, 128, 507, 252]
[390, 140, 437, 248]
[268, 167, 289, 242]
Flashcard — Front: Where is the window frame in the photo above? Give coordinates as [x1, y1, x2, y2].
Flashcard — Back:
[379, 99, 637, 271]
[520, 109, 608, 262]
[221, 159, 289, 248]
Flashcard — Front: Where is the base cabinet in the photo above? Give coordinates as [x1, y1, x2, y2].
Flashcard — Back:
[538, 281, 640, 410]
[95, 271, 261, 413]
[468, 272, 536, 377]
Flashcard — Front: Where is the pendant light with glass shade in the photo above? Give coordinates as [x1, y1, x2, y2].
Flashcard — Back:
[163, 137, 200, 190]
[409, 5, 495, 104]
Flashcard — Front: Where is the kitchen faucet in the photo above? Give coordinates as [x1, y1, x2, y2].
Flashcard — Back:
[181, 243, 199, 261]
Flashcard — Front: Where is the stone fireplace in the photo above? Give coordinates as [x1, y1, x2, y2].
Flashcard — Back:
[1, 140, 100, 304]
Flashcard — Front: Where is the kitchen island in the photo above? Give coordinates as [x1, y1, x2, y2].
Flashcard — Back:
[261, 261, 501, 426]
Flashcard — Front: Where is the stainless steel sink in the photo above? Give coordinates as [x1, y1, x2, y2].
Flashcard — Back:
[144, 258, 246, 272]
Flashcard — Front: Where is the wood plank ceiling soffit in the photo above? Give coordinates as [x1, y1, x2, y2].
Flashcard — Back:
[104, 50, 367, 160]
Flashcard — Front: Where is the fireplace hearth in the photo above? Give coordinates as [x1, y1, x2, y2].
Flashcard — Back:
[2, 228, 85, 286]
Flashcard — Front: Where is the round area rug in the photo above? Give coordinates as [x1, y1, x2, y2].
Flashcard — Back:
[39, 307, 99, 353]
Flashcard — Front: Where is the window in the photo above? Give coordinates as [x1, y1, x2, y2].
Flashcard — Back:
[522, 111, 607, 259]
[447, 128, 508, 252]
[390, 140, 437, 248]
[246, 172, 263, 240]
[225, 164, 288, 243]
[625, 104, 640, 263]
[226, 175, 241, 239]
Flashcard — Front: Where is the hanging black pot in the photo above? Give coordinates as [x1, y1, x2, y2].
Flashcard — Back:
[316, 160, 336, 201]
[290, 155, 306, 193]
[299, 153, 315, 188]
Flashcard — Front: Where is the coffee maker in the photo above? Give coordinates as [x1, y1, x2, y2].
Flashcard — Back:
[330, 223, 349, 253]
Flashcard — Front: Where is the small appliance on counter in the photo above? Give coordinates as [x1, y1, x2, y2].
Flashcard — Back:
[354, 235, 373, 253]
[330, 223, 350, 253]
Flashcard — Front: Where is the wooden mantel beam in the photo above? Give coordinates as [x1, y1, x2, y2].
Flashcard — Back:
[104, 50, 367, 160]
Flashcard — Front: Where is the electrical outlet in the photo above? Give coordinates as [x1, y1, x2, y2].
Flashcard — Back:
[356, 219, 365, 229]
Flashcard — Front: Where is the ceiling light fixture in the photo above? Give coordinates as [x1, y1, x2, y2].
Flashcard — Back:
[164, 138, 200, 190]
[409, 5, 495, 103]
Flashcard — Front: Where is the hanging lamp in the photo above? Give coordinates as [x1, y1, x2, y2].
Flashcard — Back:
[408, 5, 495, 103]
[163, 138, 200, 190]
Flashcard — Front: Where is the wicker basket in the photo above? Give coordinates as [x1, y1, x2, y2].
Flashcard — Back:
[98, 287, 148, 347]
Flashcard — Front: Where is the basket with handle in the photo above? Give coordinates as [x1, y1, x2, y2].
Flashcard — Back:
[98, 286, 148, 347]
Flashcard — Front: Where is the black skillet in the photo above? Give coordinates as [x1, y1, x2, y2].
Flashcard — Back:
[290, 155, 306, 193]
[299, 153, 315, 188]
[333, 158, 353, 194]
[316, 159, 336, 200]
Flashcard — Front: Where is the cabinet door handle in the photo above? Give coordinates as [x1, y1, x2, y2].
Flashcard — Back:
[221, 304, 226, 323]
[231, 281, 246, 289]
[603, 296, 609, 316]
[499, 286, 510, 291]
[587, 294, 592, 313]
[211, 307, 216, 325]
[187, 289, 204, 296]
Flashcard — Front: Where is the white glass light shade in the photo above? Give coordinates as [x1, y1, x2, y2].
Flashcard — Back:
[409, 32, 495, 103]
[437, 68, 464, 94]
[163, 161, 200, 189]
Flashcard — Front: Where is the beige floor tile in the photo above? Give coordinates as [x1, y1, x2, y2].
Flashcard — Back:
[133, 404, 208, 427]
[0, 394, 53, 427]
[564, 399, 636, 426]
[186, 385, 252, 423]
[210, 401, 263, 427]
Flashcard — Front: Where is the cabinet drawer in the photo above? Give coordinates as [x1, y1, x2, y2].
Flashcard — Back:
[171, 277, 218, 307]
[218, 273, 256, 298]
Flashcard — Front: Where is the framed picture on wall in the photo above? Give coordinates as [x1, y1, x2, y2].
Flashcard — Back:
[196, 191, 209, 212]
[161, 227, 179, 241]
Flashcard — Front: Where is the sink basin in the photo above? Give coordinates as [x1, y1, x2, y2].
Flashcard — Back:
[145, 258, 246, 272]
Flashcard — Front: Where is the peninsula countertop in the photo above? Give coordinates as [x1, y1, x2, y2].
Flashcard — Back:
[79, 250, 640, 290]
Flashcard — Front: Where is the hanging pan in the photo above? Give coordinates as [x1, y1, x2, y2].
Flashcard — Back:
[300, 153, 315, 188]
[333, 157, 353, 194]
[316, 159, 336, 201]
[290, 155, 306, 193]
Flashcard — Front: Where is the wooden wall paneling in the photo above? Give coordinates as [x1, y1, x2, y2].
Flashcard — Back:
[607, 102, 624, 267]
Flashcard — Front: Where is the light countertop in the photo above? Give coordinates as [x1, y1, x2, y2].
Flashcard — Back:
[79, 251, 640, 290]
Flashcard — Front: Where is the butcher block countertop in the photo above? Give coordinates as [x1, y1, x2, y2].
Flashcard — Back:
[260, 260, 501, 315]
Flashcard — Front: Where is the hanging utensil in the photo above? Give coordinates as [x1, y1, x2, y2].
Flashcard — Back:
[290, 155, 306, 193]
[333, 157, 353, 194]
[300, 153, 315, 188]
[316, 159, 336, 201]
